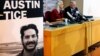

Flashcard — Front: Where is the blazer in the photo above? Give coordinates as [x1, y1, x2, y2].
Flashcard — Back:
[64, 6, 79, 20]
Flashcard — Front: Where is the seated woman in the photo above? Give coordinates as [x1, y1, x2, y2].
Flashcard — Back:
[44, 0, 64, 25]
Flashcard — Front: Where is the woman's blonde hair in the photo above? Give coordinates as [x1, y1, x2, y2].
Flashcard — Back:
[56, 0, 63, 12]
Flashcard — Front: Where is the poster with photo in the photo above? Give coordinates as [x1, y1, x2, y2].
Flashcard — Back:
[0, 0, 43, 56]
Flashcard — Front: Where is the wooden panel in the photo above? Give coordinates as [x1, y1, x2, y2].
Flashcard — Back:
[91, 20, 100, 44]
[44, 30, 52, 56]
[44, 24, 86, 56]
[44, 20, 100, 56]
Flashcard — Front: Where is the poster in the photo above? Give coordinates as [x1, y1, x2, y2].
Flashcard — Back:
[0, 0, 43, 56]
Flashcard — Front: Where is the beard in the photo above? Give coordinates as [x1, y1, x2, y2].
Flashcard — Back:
[22, 41, 38, 52]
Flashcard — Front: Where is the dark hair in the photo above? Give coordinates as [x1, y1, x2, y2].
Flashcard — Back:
[20, 24, 38, 39]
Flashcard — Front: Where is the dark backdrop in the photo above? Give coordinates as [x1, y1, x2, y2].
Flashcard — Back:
[0, 0, 43, 20]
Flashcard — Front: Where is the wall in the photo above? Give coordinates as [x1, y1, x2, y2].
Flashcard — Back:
[83, 0, 100, 17]
[76, 0, 83, 14]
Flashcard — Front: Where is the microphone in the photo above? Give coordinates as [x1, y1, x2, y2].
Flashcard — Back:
[66, 12, 75, 20]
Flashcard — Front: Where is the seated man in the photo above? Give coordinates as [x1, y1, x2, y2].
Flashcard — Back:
[64, 1, 88, 24]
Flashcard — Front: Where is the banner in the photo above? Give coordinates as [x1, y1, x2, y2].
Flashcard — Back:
[0, 0, 43, 56]
[0, 0, 43, 20]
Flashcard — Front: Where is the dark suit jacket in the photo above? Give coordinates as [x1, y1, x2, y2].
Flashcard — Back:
[64, 6, 79, 20]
